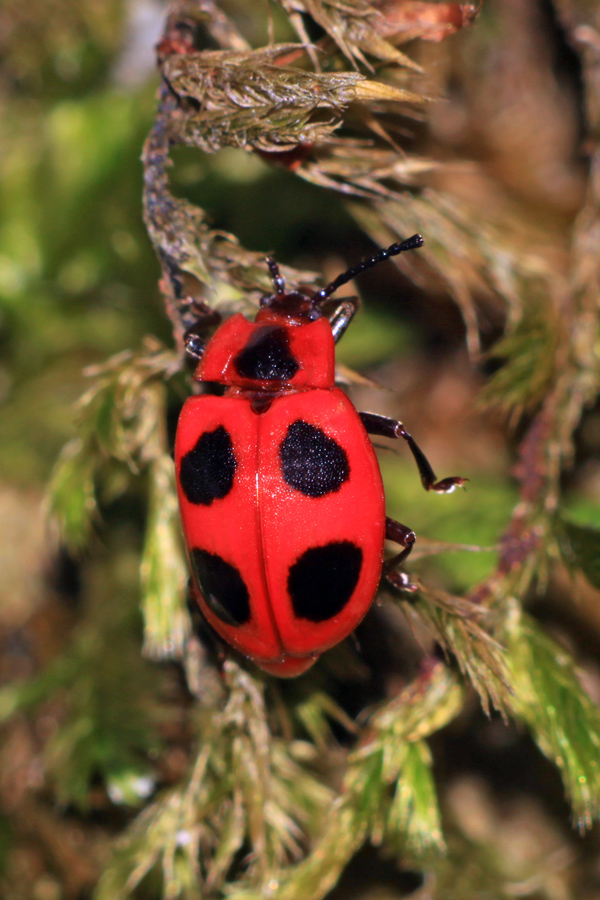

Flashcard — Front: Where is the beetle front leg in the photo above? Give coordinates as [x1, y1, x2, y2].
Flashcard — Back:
[326, 297, 360, 343]
[183, 300, 222, 362]
[359, 412, 467, 494]
[384, 516, 418, 592]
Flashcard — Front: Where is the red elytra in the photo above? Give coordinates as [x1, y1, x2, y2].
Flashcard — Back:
[174, 235, 466, 676]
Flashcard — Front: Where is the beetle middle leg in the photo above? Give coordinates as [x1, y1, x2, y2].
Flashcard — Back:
[359, 412, 467, 493]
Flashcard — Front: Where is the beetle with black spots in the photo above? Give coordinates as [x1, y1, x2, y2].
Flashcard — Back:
[175, 235, 466, 677]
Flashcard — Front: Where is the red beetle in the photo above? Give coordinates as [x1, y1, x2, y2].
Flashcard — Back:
[174, 236, 465, 676]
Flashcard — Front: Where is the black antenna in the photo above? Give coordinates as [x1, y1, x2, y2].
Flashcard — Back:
[313, 234, 424, 304]
[266, 257, 286, 294]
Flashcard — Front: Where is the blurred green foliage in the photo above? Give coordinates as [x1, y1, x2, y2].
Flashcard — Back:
[0, 85, 162, 484]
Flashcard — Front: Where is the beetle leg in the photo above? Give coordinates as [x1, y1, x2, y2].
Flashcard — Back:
[383, 516, 418, 592]
[327, 297, 360, 343]
[386, 569, 418, 592]
[384, 516, 416, 566]
[182, 300, 222, 362]
[359, 411, 467, 494]
[184, 330, 206, 360]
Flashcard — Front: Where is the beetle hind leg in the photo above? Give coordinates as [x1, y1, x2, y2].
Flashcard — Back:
[384, 516, 418, 593]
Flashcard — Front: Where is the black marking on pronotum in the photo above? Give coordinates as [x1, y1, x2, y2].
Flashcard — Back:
[288, 541, 363, 622]
[280, 420, 350, 497]
[179, 425, 236, 506]
[234, 325, 299, 381]
[190, 548, 251, 626]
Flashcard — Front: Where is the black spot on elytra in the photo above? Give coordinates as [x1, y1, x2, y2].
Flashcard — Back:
[288, 541, 363, 622]
[190, 548, 251, 626]
[234, 326, 299, 381]
[280, 420, 349, 497]
[180, 425, 236, 505]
